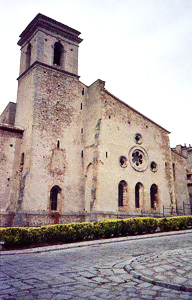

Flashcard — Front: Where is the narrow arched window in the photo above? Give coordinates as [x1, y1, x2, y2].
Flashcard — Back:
[19, 152, 25, 172]
[135, 182, 143, 208]
[118, 180, 127, 207]
[50, 185, 61, 211]
[26, 43, 31, 69]
[20, 153, 25, 165]
[150, 184, 158, 209]
[53, 42, 64, 66]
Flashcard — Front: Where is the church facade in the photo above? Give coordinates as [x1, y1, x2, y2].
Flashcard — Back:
[0, 14, 190, 227]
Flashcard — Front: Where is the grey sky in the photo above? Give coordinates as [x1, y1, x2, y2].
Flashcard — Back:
[0, 0, 191, 147]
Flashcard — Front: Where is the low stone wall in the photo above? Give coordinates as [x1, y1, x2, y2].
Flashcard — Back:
[0, 210, 178, 227]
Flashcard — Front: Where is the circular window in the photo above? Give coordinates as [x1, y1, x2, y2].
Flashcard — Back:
[129, 146, 148, 172]
[132, 150, 143, 166]
[150, 161, 158, 172]
[119, 156, 128, 168]
[135, 133, 143, 145]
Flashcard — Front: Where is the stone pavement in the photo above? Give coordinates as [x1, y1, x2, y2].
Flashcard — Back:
[1, 230, 192, 299]
[125, 248, 192, 292]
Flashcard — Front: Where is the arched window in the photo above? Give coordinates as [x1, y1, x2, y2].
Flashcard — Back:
[135, 182, 143, 208]
[118, 180, 127, 207]
[150, 184, 158, 209]
[50, 185, 61, 211]
[53, 42, 64, 66]
[26, 43, 31, 69]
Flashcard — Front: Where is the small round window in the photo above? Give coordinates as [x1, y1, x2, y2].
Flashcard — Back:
[119, 156, 128, 168]
[150, 161, 158, 172]
[135, 133, 143, 145]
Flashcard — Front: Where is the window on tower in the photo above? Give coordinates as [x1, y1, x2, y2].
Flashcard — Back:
[53, 42, 64, 66]
[26, 43, 31, 69]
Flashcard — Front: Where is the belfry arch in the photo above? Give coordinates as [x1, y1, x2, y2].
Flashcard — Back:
[53, 42, 64, 66]
[25, 43, 31, 69]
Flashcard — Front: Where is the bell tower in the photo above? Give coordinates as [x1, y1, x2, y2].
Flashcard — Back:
[12, 14, 85, 226]
[18, 13, 82, 77]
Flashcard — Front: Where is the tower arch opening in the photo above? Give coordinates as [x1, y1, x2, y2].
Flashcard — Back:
[53, 42, 64, 66]
[25, 43, 31, 69]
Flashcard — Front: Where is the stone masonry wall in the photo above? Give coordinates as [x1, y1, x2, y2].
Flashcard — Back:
[14, 65, 86, 218]
[0, 128, 22, 214]
[0, 102, 16, 126]
[87, 85, 175, 215]
[171, 150, 190, 213]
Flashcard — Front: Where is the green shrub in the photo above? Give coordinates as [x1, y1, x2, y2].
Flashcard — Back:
[0, 215, 191, 249]
[158, 216, 192, 232]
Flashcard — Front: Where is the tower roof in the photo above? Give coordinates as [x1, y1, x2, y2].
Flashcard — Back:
[18, 13, 83, 46]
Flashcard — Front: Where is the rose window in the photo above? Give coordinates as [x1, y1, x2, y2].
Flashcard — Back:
[132, 150, 143, 166]
[129, 146, 148, 172]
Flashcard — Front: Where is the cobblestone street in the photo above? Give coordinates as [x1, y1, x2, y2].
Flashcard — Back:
[1, 230, 192, 299]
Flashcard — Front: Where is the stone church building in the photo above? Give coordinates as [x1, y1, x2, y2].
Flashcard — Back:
[0, 14, 190, 227]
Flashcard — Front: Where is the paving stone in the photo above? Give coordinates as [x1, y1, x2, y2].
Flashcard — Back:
[1, 283, 13, 290]
[153, 266, 166, 272]
[140, 268, 155, 276]
[172, 276, 188, 284]
[99, 269, 114, 276]
[186, 272, 192, 278]
[160, 264, 175, 270]
[154, 275, 168, 281]
[1, 296, 19, 300]
[136, 282, 153, 288]
[112, 268, 126, 275]
[0, 288, 19, 295]
[91, 277, 110, 284]
[78, 271, 96, 278]
[179, 294, 192, 299]
[10, 281, 33, 291]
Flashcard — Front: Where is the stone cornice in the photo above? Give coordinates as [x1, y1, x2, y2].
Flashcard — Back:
[0, 124, 24, 135]
[17, 61, 80, 81]
[18, 13, 83, 46]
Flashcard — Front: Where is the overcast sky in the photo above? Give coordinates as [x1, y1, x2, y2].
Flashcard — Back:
[0, 0, 191, 147]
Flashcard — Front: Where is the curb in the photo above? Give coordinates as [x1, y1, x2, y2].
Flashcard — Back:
[124, 251, 192, 293]
[1, 229, 192, 256]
